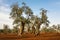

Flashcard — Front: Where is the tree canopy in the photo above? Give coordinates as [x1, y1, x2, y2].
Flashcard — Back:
[10, 2, 50, 36]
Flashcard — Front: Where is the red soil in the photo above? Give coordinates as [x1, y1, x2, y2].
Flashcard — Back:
[0, 33, 60, 40]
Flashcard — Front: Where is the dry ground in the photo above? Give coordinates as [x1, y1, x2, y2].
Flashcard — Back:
[0, 33, 60, 40]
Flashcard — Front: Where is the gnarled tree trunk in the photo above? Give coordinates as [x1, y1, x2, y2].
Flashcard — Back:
[19, 21, 25, 36]
[35, 22, 41, 36]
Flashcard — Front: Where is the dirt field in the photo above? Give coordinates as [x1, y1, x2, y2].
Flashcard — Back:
[0, 33, 60, 40]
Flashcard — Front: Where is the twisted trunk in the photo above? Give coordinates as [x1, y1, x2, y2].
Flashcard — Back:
[35, 22, 41, 35]
[19, 21, 25, 35]
[32, 24, 35, 34]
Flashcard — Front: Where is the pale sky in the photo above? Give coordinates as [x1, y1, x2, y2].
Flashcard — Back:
[0, 0, 60, 29]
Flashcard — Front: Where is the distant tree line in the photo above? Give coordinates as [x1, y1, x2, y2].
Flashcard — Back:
[0, 24, 19, 34]
[0, 24, 60, 34]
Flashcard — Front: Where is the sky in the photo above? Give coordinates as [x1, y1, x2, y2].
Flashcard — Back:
[0, 0, 60, 29]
